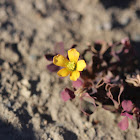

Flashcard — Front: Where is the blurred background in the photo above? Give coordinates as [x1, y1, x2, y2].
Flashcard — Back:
[0, 0, 140, 139]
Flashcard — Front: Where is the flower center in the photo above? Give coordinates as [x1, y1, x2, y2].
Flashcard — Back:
[67, 61, 76, 71]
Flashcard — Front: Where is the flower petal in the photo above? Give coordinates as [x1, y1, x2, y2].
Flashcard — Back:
[76, 60, 86, 71]
[53, 54, 69, 67]
[70, 71, 80, 81]
[57, 68, 70, 77]
[68, 48, 80, 63]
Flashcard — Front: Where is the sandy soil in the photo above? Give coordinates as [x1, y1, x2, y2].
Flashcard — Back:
[0, 0, 140, 140]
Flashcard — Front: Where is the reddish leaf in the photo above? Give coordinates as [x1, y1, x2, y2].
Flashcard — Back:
[61, 88, 75, 102]
[72, 79, 83, 89]
[70, 44, 77, 49]
[47, 63, 60, 72]
[118, 117, 129, 131]
[54, 42, 66, 56]
[121, 112, 133, 120]
[45, 54, 54, 61]
[122, 100, 133, 112]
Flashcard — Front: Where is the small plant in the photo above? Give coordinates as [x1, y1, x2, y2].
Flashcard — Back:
[45, 38, 140, 130]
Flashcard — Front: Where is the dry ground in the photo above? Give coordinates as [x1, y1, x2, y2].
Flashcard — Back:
[0, 0, 140, 139]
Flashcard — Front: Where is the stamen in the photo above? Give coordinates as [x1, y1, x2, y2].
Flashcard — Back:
[67, 61, 76, 71]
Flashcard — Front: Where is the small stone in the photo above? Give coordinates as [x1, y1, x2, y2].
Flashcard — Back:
[21, 79, 30, 88]
[3, 62, 10, 69]
[20, 87, 31, 98]
[119, 17, 131, 26]
[102, 22, 112, 30]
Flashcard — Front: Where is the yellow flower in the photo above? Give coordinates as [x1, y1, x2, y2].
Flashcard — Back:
[53, 48, 86, 81]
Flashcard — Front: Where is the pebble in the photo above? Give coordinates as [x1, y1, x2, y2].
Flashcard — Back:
[119, 17, 131, 26]
[21, 79, 30, 88]
[20, 87, 31, 98]
[3, 62, 10, 69]
[102, 22, 112, 30]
